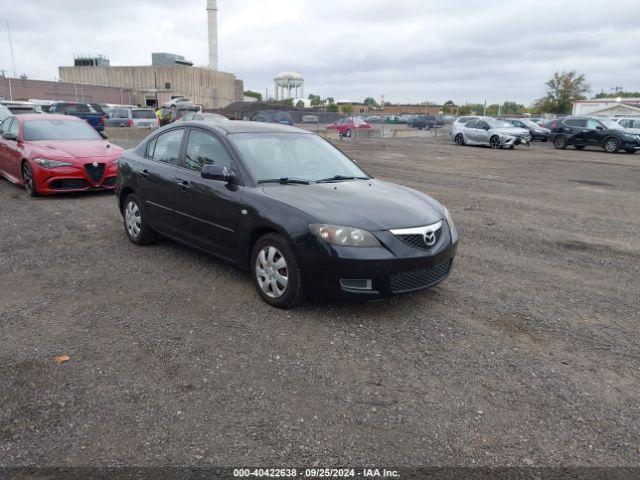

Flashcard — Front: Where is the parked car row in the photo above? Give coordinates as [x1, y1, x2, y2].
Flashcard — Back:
[0, 112, 459, 309]
[451, 116, 532, 149]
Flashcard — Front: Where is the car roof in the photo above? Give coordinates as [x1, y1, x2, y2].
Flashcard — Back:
[14, 113, 82, 121]
[179, 120, 309, 135]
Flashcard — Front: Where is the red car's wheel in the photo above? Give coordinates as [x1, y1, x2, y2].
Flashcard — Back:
[22, 162, 39, 197]
[345, 128, 352, 138]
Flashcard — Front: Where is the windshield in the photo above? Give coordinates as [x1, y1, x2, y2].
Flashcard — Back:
[600, 119, 624, 130]
[132, 109, 156, 119]
[24, 119, 101, 141]
[487, 119, 516, 128]
[229, 133, 368, 183]
[519, 119, 540, 128]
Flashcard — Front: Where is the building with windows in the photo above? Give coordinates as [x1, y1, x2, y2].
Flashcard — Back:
[572, 98, 640, 116]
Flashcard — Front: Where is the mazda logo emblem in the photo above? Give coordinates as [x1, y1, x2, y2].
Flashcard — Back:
[423, 231, 437, 247]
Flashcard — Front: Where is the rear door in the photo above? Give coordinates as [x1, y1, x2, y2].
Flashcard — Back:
[172, 127, 242, 259]
[464, 119, 478, 143]
[564, 118, 587, 144]
[136, 127, 186, 238]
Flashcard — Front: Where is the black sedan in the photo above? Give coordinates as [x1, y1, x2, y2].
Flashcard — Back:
[116, 122, 458, 308]
[550, 117, 640, 153]
[505, 118, 550, 141]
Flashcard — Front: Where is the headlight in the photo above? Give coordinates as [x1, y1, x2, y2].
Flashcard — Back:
[309, 224, 381, 247]
[443, 206, 454, 229]
[33, 158, 74, 169]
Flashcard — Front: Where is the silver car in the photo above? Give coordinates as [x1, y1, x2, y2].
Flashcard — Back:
[454, 117, 530, 149]
[612, 118, 640, 135]
[106, 107, 159, 129]
[449, 116, 479, 138]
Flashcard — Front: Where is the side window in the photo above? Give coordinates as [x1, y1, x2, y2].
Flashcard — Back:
[465, 119, 477, 129]
[146, 137, 158, 158]
[185, 129, 233, 172]
[152, 129, 184, 165]
[0, 118, 11, 134]
[476, 121, 489, 130]
[586, 119, 602, 129]
[9, 118, 19, 137]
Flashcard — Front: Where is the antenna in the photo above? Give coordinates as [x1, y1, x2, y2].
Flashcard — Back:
[6, 21, 17, 78]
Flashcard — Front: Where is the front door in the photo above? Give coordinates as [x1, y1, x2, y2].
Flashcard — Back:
[584, 118, 606, 146]
[136, 127, 186, 238]
[0, 118, 23, 183]
[475, 120, 491, 144]
[173, 128, 241, 260]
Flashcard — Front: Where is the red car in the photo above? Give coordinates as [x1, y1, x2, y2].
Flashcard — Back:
[0, 114, 123, 196]
[326, 116, 372, 137]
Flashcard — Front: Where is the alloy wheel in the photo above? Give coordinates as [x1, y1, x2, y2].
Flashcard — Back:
[255, 246, 288, 299]
[125, 200, 142, 239]
[604, 139, 619, 153]
[490, 136, 501, 149]
[22, 163, 35, 195]
[455, 134, 464, 145]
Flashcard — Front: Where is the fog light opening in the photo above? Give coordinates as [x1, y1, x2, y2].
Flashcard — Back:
[340, 279, 373, 291]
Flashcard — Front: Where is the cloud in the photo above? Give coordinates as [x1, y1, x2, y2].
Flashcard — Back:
[1, 0, 638, 105]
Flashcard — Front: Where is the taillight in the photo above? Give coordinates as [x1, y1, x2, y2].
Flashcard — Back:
[128, 119, 133, 127]
[101, 115, 105, 125]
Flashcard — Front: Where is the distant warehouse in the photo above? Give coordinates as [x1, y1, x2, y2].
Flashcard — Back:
[59, 54, 244, 109]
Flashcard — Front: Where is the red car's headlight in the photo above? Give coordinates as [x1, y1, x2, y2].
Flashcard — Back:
[33, 158, 74, 169]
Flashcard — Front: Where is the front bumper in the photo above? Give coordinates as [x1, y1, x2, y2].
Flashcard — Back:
[31, 160, 118, 195]
[295, 222, 459, 300]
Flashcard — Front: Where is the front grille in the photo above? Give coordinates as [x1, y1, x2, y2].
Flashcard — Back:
[390, 260, 452, 294]
[49, 179, 90, 190]
[396, 227, 443, 251]
[84, 163, 106, 183]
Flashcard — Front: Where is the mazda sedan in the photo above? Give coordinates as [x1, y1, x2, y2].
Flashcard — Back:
[0, 114, 123, 196]
[116, 122, 458, 308]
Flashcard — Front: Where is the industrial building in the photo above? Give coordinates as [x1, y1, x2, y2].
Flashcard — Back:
[572, 98, 640, 116]
[58, 0, 243, 109]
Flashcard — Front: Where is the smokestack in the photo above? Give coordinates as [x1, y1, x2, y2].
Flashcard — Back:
[207, 0, 218, 70]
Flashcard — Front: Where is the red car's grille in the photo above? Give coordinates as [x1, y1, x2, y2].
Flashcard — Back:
[84, 163, 106, 183]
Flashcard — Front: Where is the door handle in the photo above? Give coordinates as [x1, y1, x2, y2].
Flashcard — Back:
[140, 169, 150, 178]
[175, 179, 191, 190]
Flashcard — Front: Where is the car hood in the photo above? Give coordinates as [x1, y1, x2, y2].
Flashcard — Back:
[28, 140, 123, 159]
[261, 179, 445, 231]
[623, 127, 640, 135]
[490, 127, 530, 136]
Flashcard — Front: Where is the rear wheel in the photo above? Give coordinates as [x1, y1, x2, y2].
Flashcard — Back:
[490, 136, 502, 149]
[603, 137, 620, 154]
[251, 233, 303, 309]
[553, 135, 567, 149]
[345, 128, 352, 138]
[454, 134, 465, 146]
[22, 161, 38, 197]
[123, 193, 156, 245]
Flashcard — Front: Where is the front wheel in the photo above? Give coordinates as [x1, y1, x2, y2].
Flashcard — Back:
[553, 135, 567, 149]
[22, 162, 39, 197]
[603, 138, 620, 154]
[454, 134, 465, 146]
[251, 233, 303, 309]
[123, 193, 156, 245]
[345, 128, 352, 138]
[490, 136, 502, 149]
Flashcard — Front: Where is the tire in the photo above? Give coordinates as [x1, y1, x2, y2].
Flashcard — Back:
[123, 193, 156, 245]
[603, 137, 620, 154]
[454, 134, 465, 146]
[251, 233, 303, 309]
[490, 136, 502, 149]
[553, 135, 567, 149]
[574, 145, 586, 150]
[345, 129, 352, 138]
[508, 145, 515, 150]
[22, 161, 39, 197]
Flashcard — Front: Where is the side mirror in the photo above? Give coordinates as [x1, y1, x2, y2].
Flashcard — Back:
[2, 132, 17, 141]
[201, 164, 235, 183]
[595, 125, 604, 130]
[99, 131, 108, 140]
[484, 125, 490, 131]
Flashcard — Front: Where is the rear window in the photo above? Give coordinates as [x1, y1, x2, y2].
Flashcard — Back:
[23, 119, 101, 141]
[132, 109, 156, 119]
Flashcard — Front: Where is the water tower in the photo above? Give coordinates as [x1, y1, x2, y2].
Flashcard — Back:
[274, 71, 304, 101]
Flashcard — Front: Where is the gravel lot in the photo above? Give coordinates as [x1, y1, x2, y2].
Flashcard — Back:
[1, 137, 639, 467]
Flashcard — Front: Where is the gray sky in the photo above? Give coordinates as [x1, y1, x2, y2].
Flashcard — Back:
[1, 0, 639, 105]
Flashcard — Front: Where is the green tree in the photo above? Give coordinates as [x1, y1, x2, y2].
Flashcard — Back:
[296, 100, 305, 108]
[244, 90, 262, 102]
[279, 98, 294, 107]
[326, 97, 335, 105]
[342, 103, 354, 115]
[594, 90, 640, 99]
[534, 71, 590, 114]
[442, 100, 456, 114]
[363, 97, 378, 109]
[327, 103, 338, 112]
[308, 94, 323, 107]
